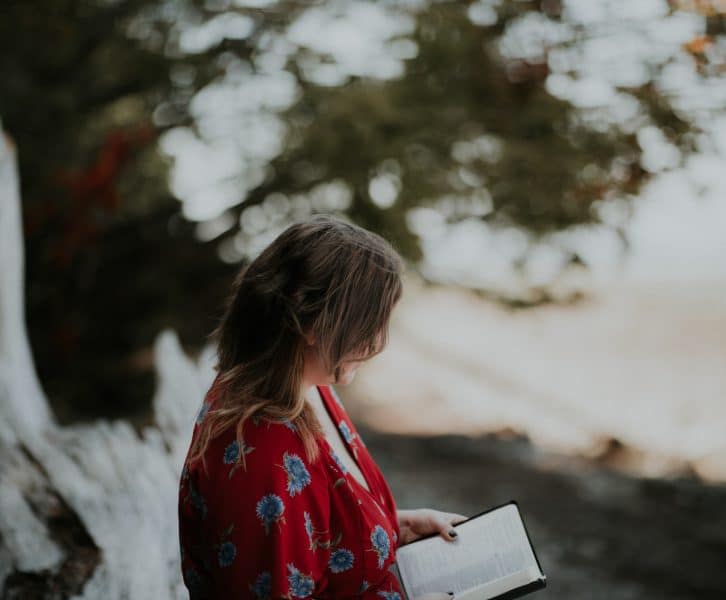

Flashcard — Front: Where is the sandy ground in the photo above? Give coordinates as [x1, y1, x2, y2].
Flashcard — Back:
[343, 271, 726, 483]
[359, 423, 726, 599]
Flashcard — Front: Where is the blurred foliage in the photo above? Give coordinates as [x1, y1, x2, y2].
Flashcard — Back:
[273, 2, 645, 237]
[0, 0, 237, 423]
[0, 0, 709, 422]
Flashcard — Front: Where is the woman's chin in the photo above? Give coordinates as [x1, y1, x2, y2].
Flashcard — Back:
[335, 371, 356, 385]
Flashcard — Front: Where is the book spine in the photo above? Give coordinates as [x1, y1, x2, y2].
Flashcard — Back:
[487, 578, 547, 600]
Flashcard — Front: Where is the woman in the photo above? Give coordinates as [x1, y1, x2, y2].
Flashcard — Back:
[178, 214, 467, 598]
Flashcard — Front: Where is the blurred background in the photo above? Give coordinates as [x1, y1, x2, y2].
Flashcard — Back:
[1, 0, 725, 598]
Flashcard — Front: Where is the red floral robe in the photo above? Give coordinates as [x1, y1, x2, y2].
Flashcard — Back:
[178, 378, 404, 599]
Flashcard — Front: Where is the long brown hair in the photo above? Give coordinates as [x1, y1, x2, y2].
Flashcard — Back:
[188, 214, 405, 476]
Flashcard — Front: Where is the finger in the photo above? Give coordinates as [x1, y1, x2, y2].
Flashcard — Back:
[444, 512, 468, 525]
[443, 513, 467, 541]
[437, 519, 459, 541]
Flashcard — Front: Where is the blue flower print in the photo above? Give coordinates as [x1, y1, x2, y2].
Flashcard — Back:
[256, 493, 286, 535]
[370, 524, 391, 568]
[282, 452, 312, 496]
[329, 548, 355, 573]
[337, 420, 356, 444]
[218, 540, 237, 567]
[196, 401, 209, 424]
[329, 448, 348, 474]
[303, 510, 333, 551]
[304, 511, 314, 538]
[223, 440, 240, 464]
[376, 592, 401, 600]
[283, 419, 298, 432]
[359, 580, 370, 593]
[188, 480, 207, 519]
[287, 562, 315, 597]
[223, 438, 256, 478]
[249, 570, 272, 598]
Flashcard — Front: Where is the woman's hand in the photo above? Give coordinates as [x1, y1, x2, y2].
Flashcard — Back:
[397, 508, 468, 545]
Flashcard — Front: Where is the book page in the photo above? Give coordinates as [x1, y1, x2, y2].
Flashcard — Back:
[395, 503, 542, 599]
[453, 566, 543, 600]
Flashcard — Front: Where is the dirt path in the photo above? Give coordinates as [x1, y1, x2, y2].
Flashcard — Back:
[361, 424, 726, 599]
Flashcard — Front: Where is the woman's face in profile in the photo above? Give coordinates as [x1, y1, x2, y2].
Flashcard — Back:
[336, 358, 363, 384]
[336, 331, 384, 384]
[303, 337, 369, 386]
[304, 330, 382, 386]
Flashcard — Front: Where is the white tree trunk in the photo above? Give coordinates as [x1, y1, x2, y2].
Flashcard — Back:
[0, 124, 213, 597]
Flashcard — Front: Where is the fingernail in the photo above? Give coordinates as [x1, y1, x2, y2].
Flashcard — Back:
[449, 529, 457, 538]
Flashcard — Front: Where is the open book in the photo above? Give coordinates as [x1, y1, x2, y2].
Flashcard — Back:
[391, 501, 546, 600]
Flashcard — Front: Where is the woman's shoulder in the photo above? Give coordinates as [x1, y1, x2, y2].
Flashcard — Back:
[204, 411, 301, 456]
[193, 380, 306, 462]
[188, 378, 328, 485]
[197, 412, 327, 484]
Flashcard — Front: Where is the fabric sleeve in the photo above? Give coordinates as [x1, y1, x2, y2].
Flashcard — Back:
[209, 424, 332, 599]
[179, 463, 216, 599]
